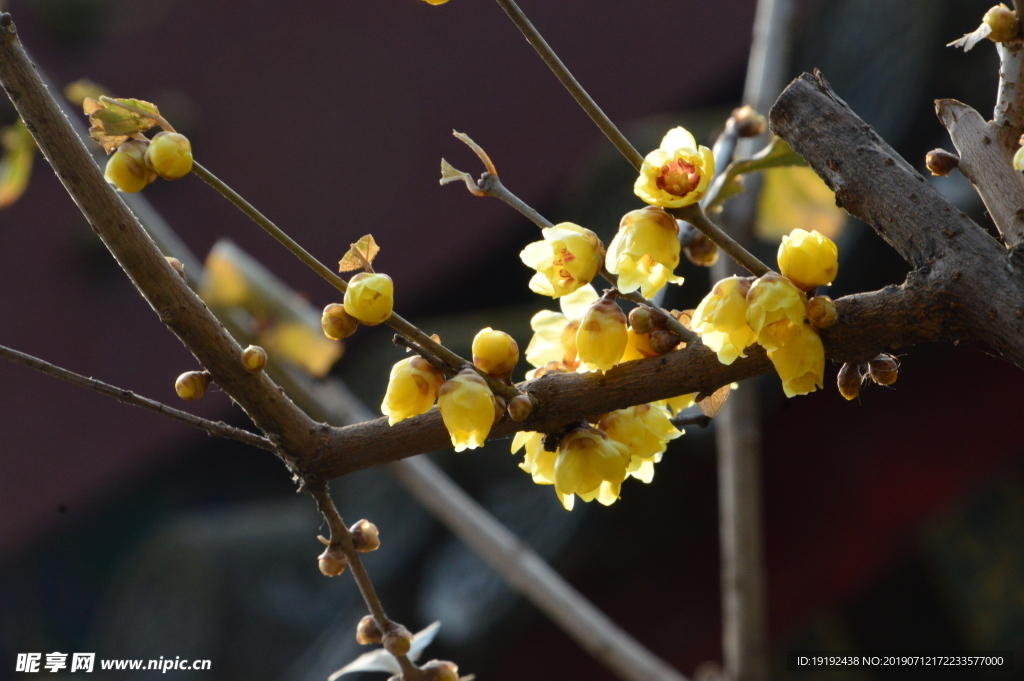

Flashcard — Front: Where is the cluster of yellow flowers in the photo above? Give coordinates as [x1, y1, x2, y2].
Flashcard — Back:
[692, 229, 840, 397]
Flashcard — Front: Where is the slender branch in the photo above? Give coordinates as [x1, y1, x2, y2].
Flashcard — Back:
[491, 0, 644, 171]
[310, 486, 425, 681]
[670, 413, 712, 429]
[190, 162, 520, 401]
[478, 172, 551, 229]
[0, 343, 273, 451]
[673, 205, 771, 277]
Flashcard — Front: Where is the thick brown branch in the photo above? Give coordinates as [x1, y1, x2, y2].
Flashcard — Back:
[316, 280, 958, 479]
[0, 14, 320, 473]
[771, 72, 1024, 368]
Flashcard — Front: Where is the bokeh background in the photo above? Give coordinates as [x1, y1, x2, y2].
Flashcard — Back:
[2, 0, 1024, 680]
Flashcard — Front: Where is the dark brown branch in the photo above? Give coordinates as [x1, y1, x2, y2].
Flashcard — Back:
[0, 343, 273, 451]
[316, 279, 959, 479]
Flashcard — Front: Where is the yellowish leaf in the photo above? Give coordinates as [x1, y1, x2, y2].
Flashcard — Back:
[755, 166, 846, 241]
[339, 234, 380, 273]
[84, 97, 161, 153]
[697, 384, 731, 418]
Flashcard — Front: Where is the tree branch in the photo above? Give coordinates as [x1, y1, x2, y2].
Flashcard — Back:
[0, 343, 273, 451]
[995, 39, 1024, 132]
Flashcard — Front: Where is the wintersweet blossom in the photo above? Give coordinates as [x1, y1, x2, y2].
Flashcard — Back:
[437, 368, 496, 451]
[519, 223, 604, 298]
[576, 295, 628, 373]
[691, 276, 757, 365]
[472, 328, 519, 381]
[634, 127, 715, 208]
[766, 322, 825, 397]
[524, 285, 599, 373]
[344, 272, 394, 326]
[745, 272, 807, 352]
[554, 426, 630, 510]
[511, 431, 557, 486]
[605, 206, 683, 299]
[600, 404, 682, 483]
[381, 356, 445, 426]
[777, 228, 839, 291]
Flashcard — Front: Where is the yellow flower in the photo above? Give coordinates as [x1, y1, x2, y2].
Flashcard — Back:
[381, 356, 446, 426]
[104, 140, 154, 193]
[524, 284, 599, 372]
[621, 328, 658, 362]
[437, 368, 496, 451]
[1015, 145, 1024, 171]
[634, 127, 715, 208]
[605, 207, 683, 299]
[659, 393, 696, 415]
[777, 228, 839, 291]
[344, 272, 394, 325]
[745, 272, 807, 352]
[691, 276, 757, 365]
[512, 431, 557, 485]
[520, 223, 604, 298]
[600, 404, 682, 483]
[576, 294, 628, 373]
[767, 322, 825, 397]
[554, 426, 630, 510]
[472, 328, 519, 382]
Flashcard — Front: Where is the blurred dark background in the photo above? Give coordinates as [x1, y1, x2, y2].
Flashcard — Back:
[2, 0, 1024, 680]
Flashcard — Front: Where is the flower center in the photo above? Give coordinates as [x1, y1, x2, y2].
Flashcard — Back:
[656, 159, 700, 197]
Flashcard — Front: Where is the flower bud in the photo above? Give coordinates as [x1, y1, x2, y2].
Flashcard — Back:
[806, 295, 838, 329]
[507, 394, 534, 422]
[350, 519, 380, 552]
[165, 256, 186, 279]
[356, 615, 383, 645]
[472, 327, 519, 382]
[383, 625, 413, 657]
[635, 127, 715, 208]
[733, 105, 768, 138]
[317, 545, 348, 577]
[381, 356, 445, 425]
[867, 354, 899, 386]
[984, 4, 1019, 42]
[421, 660, 459, 681]
[628, 306, 654, 334]
[692, 276, 758, 365]
[576, 294, 628, 372]
[437, 368, 497, 451]
[649, 329, 682, 355]
[175, 371, 210, 401]
[837, 362, 864, 401]
[777, 229, 839, 291]
[605, 206, 683, 298]
[926, 149, 959, 176]
[520, 223, 604, 298]
[683, 232, 720, 267]
[344, 272, 394, 326]
[145, 131, 193, 180]
[104, 140, 155, 193]
[322, 303, 359, 340]
[241, 345, 268, 373]
[746, 272, 807, 352]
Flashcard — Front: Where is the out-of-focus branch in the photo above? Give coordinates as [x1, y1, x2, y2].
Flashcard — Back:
[0, 343, 273, 451]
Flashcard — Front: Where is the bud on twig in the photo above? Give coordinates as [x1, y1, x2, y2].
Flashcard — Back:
[165, 256, 186, 279]
[507, 394, 534, 421]
[649, 329, 682, 355]
[322, 303, 359, 340]
[732, 105, 768, 138]
[175, 371, 210, 401]
[837, 362, 864, 401]
[984, 3, 1020, 42]
[318, 545, 348, 577]
[683, 232, 719, 267]
[925, 149, 959, 177]
[421, 660, 460, 681]
[807, 295, 838, 329]
[382, 625, 413, 657]
[241, 345, 268, 373]
[350, 519, 380, 553]
[356, 615, 383, 645]
[628, 306, 654, 334]
[867, 353, 899, 386]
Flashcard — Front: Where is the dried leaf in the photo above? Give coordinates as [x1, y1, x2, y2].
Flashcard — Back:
[697, 384, 731, 418]
[703, 137, 807, 211]
[339, 234, 380, 273]
[328, 622, 441, 679]
[948, 23, 991, 52]
[84, 97, 161, 153]
[0, 119, 35, 209]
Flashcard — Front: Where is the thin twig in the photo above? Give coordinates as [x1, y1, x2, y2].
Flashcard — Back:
[0, 343, 273, 451]
[673, 205, 771, 277]
[310, 486, 425, 681]
[393, 335, 452, 377]
[670, 412, 712, 429]
[491, 0, 644, 171]
[190, 161, 520, 402]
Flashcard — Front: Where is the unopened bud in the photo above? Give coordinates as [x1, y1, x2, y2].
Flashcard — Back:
[507, 394, 534, 421]
[576, 293, 628, 372]
[984, 4, 1020, 42]
[926, 149, 959, 176]
[356, 615, 383, 645]
[472, 327, 519, 382]
[649, 329, 682, 355]
[684, 233, 720, 267]
[350, 519, 380, 552]
[382, 625, 413, 657]
[104, 140, 155, 193]
[628, 306, 654, 334]
[344, 272, 394, 326]
[421, 660, 460, 681]
[175, 371, 210, 401]
[733, 105, 768, 138]
[867, 354, 898, 386]
[837, 362, 864, 401]
[322, 303, 359, 340]
[807, 295, 838, 329]
[145, 131, 194, 180]
[165, 256, 186, 279]
[241, 345, 268, 372]
[317, 545, 348, 577]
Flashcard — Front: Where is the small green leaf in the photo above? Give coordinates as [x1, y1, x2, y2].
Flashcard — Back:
[704, 137, 807, 211]
[84, 97, 161, 153]
[0, 119, 36, 209]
